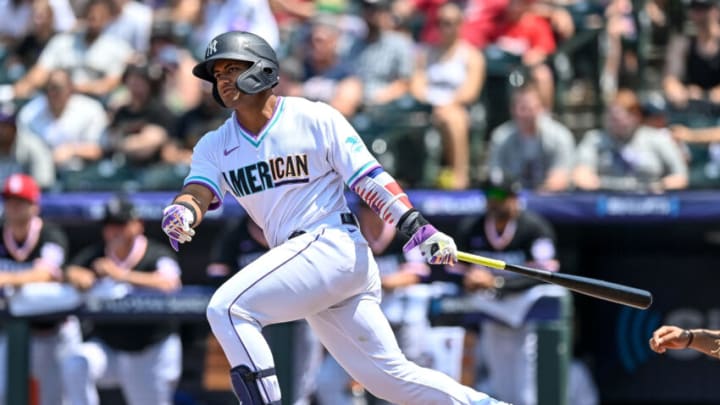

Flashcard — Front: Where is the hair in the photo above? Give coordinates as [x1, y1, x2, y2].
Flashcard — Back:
[612, 88, 643, 118]
[82, 0, 119, 18]
[510, 78, 541, 102]
[122, 62, 165, 95]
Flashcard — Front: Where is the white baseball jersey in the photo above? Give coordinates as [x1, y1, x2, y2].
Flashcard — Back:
[185, 96, 380, 248]
[197, 95, 506, 405]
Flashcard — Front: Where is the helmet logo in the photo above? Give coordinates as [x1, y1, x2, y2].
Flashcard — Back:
[206, 40, 218, 58]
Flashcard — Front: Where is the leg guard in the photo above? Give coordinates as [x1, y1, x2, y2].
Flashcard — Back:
[230, 365, 282, 405]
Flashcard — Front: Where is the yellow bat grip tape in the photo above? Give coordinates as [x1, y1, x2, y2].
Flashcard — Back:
[457, 251, 507, 270]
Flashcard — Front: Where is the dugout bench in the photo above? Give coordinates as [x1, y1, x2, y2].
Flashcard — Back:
[0, 287, 297, 405]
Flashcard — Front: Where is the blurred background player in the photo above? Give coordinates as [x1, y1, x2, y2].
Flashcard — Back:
[0, 173, 79, 405]
[61, 195, 182, 405]
[455, 175, 566, 405]
[205, 214, 323, 405]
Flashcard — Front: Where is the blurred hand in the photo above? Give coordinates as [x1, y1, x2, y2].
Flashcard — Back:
[649, 325, 692, 353]
[708, 86, 720, 104]
[665, 84, 689, 108]
[464, 267, 496, 292]
[93, 257, 127, 281]
[66, 266, 97, 291]
[671, 125, 693, 143]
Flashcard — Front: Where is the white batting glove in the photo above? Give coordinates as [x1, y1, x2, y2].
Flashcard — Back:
[403, 224, 458, 265]
[161, 204, 195, 251]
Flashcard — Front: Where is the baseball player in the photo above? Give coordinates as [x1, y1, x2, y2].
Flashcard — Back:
[161, 31, 508, 405]
[455, 176, 562, 405]
[62, 195, 182, 405]
[0, 173, 81, 405]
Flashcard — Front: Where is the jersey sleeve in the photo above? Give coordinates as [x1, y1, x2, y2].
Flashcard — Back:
[318, 102, 381, 187]
[37, 224, 69, 279]
[184, 131, 226, 210]
[317, 102, 416, 226]
[67, 244, 103, 269]
[149, 244, 181, 280]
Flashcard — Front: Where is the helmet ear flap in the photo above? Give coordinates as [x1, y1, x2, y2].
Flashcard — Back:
[212, 83, 226, 107]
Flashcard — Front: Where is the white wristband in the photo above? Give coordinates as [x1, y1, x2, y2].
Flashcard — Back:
[0, 85, 14, 103]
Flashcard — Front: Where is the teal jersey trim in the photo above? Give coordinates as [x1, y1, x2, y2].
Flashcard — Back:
[237, 97, 286, 148]
[184, 175, 222, 197]
[347, 161, 377, 187]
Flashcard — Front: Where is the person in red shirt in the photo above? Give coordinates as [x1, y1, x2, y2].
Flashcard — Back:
[462, 0, 557, 108]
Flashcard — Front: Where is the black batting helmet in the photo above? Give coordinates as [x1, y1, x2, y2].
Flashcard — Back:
[192, 31, 279, 106]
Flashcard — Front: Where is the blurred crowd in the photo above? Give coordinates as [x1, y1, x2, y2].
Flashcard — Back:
[1, 0, 720, 194]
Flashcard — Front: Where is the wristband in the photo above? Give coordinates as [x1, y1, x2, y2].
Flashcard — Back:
[397, 209, 430, 238]
[174, 201, 198, 226]
[685, 329, 695, 348]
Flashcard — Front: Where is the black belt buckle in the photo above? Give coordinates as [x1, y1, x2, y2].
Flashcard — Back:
[289, 230, 306, 239]
[340, 213, 358, 226]
[290, 213, 357, 240]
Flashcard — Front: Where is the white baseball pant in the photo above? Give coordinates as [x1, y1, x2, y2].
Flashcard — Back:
[60, 333, 182, 405]
[206, 220, 506, 405]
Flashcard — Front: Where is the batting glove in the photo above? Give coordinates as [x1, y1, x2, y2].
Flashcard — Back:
[161, 204, 196, 251]
[403, 224, 457, 265]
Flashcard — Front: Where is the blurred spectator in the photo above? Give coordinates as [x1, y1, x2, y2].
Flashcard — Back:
[572, 88, 688, 192]
[316, 201, 434, 405]
[455, 175, 564, 405]
[409, 1, 485, 189]
[104, 0, 153, 53]
[281, 17, 363, 118]
[0, 0, 76, 46]
[62, 195, 182, 405]
[0, 173, 81, 405]
[644, 0, 686, 49]
[205, 215, 323, 405]
[461, 0, 556, 109]
[146, 17, 203, 114]
[352, 0, 414, 108]
[3, 0, 133, 101]
[392, 0, 445, 45]
[15, 68, 107, 176]
[1, 0, 60, 85]
[530, 0, 575, 42]
[0, 102, 55, 189]
[486, 80, 575, 193]
[641, 94, 720, 188]
[186, 0, 280, 59]
[162, 81, 229, 168]
[600, 0, 640, 99]
[662, 0, 720, 109]
[105, 62, 177, 189]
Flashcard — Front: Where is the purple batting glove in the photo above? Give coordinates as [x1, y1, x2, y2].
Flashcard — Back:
[403, 224, 458, 265]
[161, 204, 195, 251]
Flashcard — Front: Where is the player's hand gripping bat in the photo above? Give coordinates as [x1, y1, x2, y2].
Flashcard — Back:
[457, 251, 653, 309]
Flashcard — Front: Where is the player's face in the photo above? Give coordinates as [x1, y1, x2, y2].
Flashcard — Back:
[2, 197, 37, 225]
[486, 196, 520, 221]
[212, 59, 254, 107]
[102, 220, 143, 246]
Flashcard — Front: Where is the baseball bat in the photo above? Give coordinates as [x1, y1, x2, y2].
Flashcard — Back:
[457, 251, 653, 310]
